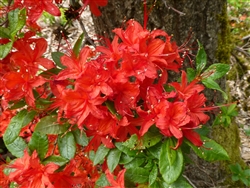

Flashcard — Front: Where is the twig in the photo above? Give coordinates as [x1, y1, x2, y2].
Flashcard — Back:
[78, 19, 96, 47]
[161, 0, 186, 16]
[235, 46, 250, 57]
[182, 175, 198, 188]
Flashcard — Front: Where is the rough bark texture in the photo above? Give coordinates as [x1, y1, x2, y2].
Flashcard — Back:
[92, 1, 245, 187]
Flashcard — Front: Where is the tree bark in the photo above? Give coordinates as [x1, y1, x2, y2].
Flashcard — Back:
[92, 0, 245, 187]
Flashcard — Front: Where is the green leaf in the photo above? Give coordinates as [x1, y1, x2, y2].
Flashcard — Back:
[107, 148, 122, 172]
[159, 138, 183, 184]
[149, 164, 158, 186]
[42, 155, 69, 166]
[73, 33, 84, 57]
[124, 157, 145, 169]
[125, 167, 150, 184]
[230, 163, 242, 174]
[202, 78, 228, 99]
[168, 175, 193, 188]
[0, 41, 13, 59]
[142, 130, 162, 148]
[93, 144, 110, 165]
[3, 109, 28, 144]
[148, 141, 163, 159]
[123, 134, 138, 149]
[187, 68, 196, 82]
[115, 142, 137, 157]
[35, 116, 69, 135]
[22, 110, 37, 127]
[119, 153, 134, 164]
[58, 132, 76, 160]
[9, 9, 26, 38]
[95, 173, 110, 187]
[0, 27, 10, 38]
[186, 136, 229, 161]
[28, 131, 48, 160]
[105, 101, 122, 120]
[51, 52, 66, 69]
[72, 129, 88, 146]
[5, 137, 27, 157]
[202, 63, 230, 80]
[196, 41, 207, 74]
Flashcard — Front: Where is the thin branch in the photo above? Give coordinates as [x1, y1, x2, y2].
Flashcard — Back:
[183, 175, 197, 188]
[161, 0, 186, 16]
[235, 46, 250, 57]
[78, 19, 96, 47]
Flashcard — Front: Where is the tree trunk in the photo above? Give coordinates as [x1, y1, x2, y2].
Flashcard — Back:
[92, 0, 245, 187]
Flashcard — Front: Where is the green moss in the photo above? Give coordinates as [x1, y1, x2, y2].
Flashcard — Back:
[212, 123, 246, 187]
[213, 5, 247, 187]
[216, 5, 234, 65]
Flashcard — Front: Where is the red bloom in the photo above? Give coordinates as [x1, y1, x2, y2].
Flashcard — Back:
[2, 72, 46, 107]
[11, 37, 55, 75]
[56, 47, 91, 80]
[8, 150, 59, 188]
[83, 0, 108, 16]
[105, 169, 126, 188]
[170, 71, 204, 100]
[185, 92, 210, 125]
[14, 0, 61, 23]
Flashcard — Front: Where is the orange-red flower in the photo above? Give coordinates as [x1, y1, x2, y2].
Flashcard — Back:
[8, 150, 59, 188]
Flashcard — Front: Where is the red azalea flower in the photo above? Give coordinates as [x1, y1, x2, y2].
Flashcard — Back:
[185, 92, 210, 125]
[170, 71, 204, 100]
[11, 37, 55, 75]
[83, 0, 108, 16]
[14, 0, 61, 23]
[56, 47, 91, 80]
[3, 72, 46, 107]
[8, 150, 59, 188]
[157, 102, 190, 142]
[105, 169, 126, 188]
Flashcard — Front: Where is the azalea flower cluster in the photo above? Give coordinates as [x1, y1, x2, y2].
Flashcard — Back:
[0, 0, 216, 187]
[48, 19, 210, 151]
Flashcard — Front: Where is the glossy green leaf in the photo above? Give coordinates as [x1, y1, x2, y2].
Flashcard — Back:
[142, 130, 162, 148]
[93, 144, 110, 165]
[148, 141, 162, 159]
[196, 41, 207, 74]
[119, 153, 134, 164]
[186, 135, 229, 161]
[124, 157, 145, 169]
[202, 78, 228, 99]
[35, 116, 69, 135]
[22, 110, 37, 127]
[149, 164, 158, 186]
[0, 41, 13, 59]
[3, 109, 28, 144]
[73, 33, 84, 57]
[0, 27, 10, 38]
[159, 138, 183, 184]
[72, 129, 88, 146]
[123, 134, 138, 149]
[42, 155, 69, 166]
[58, 132, 76, 160]
[107, 148, 122, 172]
[115, 142, 137, 157]
[51, 52, 66, 69]
[9, 8, 26, 38]
[5, 137, 27, 157]
[95, 173, 110, 187]
[28, 131, 48, 160]
[187, 68, 196, 82]
[202, 63, 230, 80]
[125, 167, 150, 184]
[168, 175, 193, 188]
